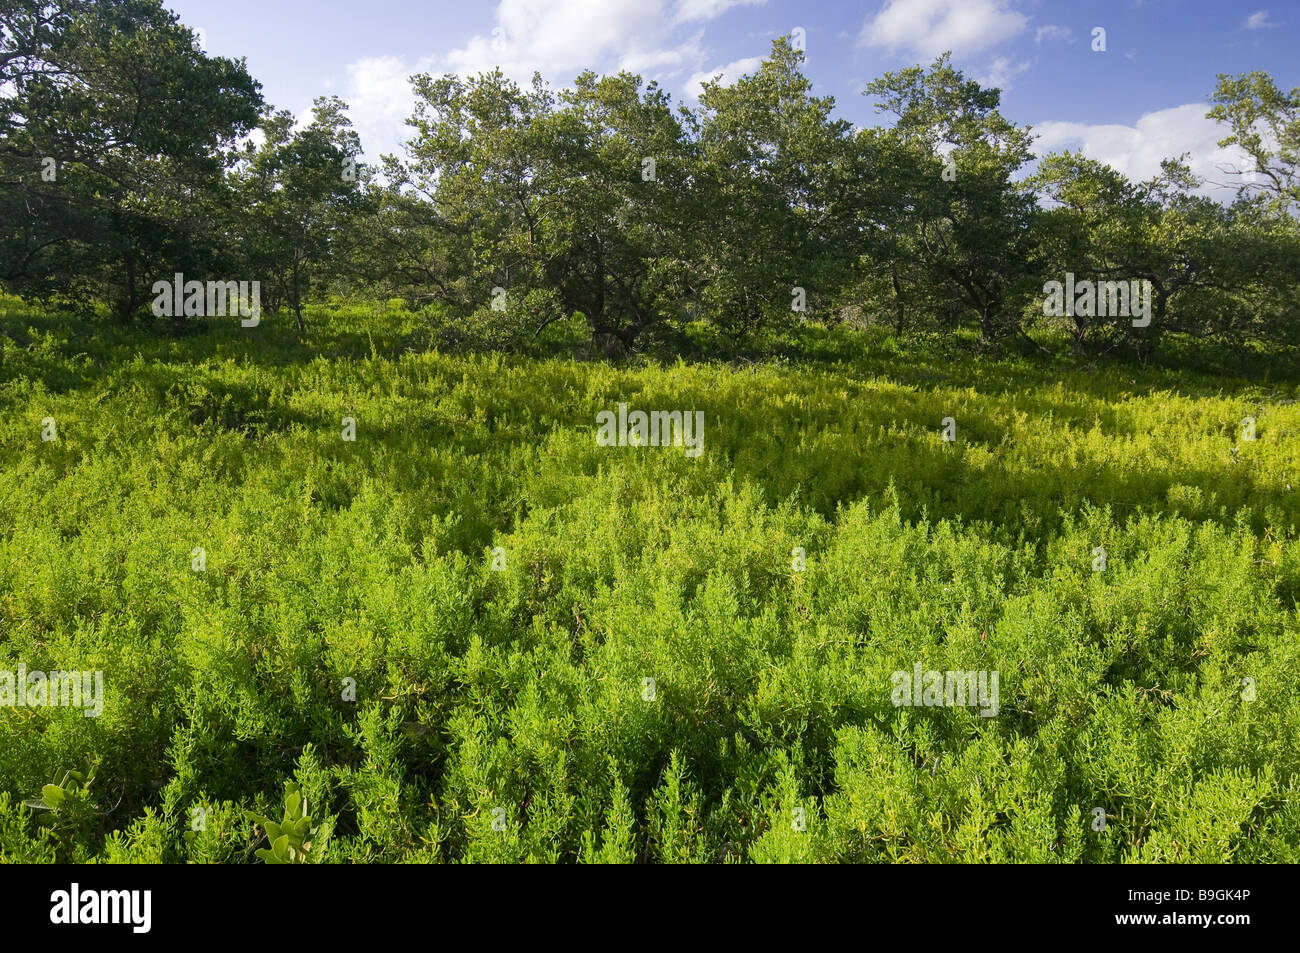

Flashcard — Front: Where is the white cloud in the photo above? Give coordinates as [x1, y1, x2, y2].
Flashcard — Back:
[1034, 24, 1071, 44]
[344, 56, 428, 162]
[860, 0, 1028, 59]
[619, 34, 708, 74]
[1033, 103, 1258, 199]
[685, 56, 763, 99]
[341, 0, 738, 161]
[673, 0, 765, 24]
[979, 56, 1029, 89]
[1243, 9, 1277, 29]
[443, 0, 673, 80]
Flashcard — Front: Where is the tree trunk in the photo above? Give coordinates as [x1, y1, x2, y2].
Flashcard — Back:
[1136, 288, 1167, 367]
[891, 263, 905, 334]
[118, 250, 139, 322]
[292, 262, 304, 332]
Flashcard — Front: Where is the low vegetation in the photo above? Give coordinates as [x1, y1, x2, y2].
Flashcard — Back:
[1, 301, 1297, 862]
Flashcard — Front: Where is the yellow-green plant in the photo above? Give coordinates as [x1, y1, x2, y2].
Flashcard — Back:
[246, 784, 317, 864]
[22, 764, 96, 813]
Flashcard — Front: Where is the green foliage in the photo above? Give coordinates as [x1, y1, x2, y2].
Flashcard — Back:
[0, 0, 263, 318]
[0, 300, 1297, 863]
[4, 6, 1298, 357]
[228, 97, 370, 331]
[2, 3, 1299, 867]
[17, 763, 100, 860]
[863, 54, 1038, 342]
[22, 763, 96, 812]
[1030, 151, 1300, 357]
[246, 783, 318, 864]
[1209, 70, 1300, 215]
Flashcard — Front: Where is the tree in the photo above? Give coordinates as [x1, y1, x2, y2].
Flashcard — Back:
[863, 54, 1038, 343]
[1031, 152, 1300, 359]
[536, 70, 695, 350]
[394, 66, 698, 352]
[0, 0, 262, 319]
[692, 37, 859, 335]
[231, 97, 368, 331]
[395, 68, 559, 343]
[1209, 70, 1300, 216]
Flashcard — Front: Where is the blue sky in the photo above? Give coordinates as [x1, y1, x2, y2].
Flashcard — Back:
[164, 0, 1299, 196]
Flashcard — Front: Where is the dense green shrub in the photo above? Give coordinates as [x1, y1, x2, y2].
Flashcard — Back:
[0, 301, 1297, 862]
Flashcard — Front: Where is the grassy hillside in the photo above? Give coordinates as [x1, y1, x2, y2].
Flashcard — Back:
[2, 300, 1299, 863]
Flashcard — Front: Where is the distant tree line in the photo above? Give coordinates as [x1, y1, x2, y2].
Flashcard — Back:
[3, 0, 1298, 360]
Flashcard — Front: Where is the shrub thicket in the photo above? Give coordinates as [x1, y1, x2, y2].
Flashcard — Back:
[1, 301, 1297, 862]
